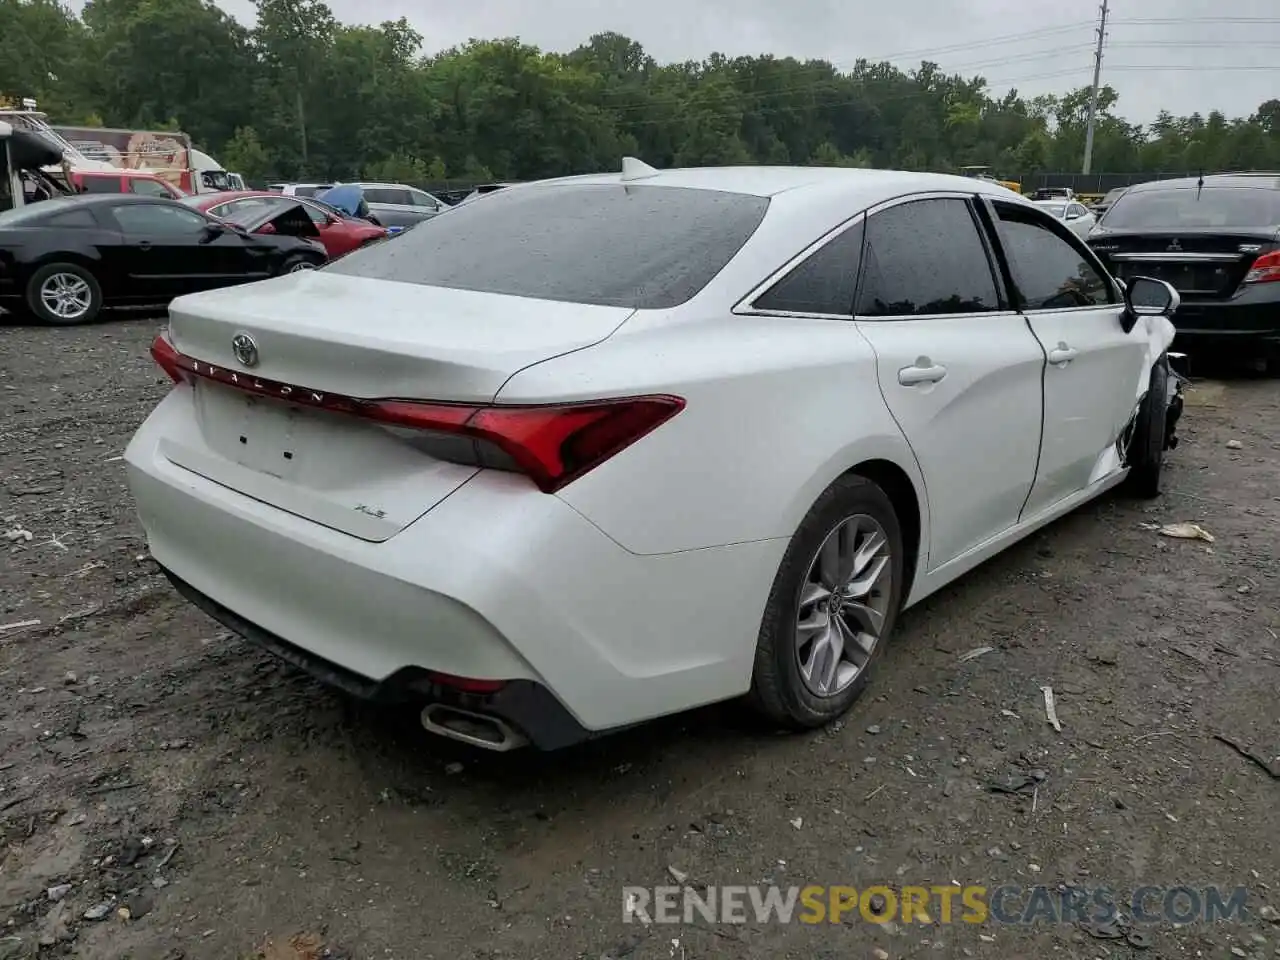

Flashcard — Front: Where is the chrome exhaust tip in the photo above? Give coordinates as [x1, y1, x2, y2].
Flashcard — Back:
[420, 703, 528, 752]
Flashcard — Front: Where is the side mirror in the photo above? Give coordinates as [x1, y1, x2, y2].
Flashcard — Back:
[200, 222, 226, 242]
[1121, 275, 1179, 332]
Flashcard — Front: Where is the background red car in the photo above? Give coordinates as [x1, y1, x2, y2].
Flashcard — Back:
[181, 190, 387, 258]
[69, 169, 186, 199]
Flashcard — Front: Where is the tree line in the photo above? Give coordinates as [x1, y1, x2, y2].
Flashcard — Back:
[3, 0, 1279, 186]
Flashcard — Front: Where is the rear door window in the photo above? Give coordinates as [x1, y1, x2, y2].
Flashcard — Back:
[856, 198, 1000, 317]
[326, 183, 770, 309]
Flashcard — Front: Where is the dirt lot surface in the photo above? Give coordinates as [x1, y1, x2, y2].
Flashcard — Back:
[1, 316, 1278, 960]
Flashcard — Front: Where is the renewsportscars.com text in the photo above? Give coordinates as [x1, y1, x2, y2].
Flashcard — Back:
[622, 884, 1250, 926]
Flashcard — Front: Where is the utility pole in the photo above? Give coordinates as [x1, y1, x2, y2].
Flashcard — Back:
[1082, 0, 1110, 175]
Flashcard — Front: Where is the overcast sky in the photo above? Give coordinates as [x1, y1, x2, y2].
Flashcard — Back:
[206, 0, 1279, 124]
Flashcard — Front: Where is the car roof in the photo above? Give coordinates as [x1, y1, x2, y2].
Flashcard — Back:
[531, 165, 1018, 201]
[26, 193, 184, 209]
[186, 190, 280, 203]
[76, 169, 165, 179]
[1126, 174, 1280, 193]
[516, 166, 1030, 239]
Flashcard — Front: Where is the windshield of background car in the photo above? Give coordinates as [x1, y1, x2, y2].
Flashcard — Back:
[1101, 186, 1280, 230]
[325, 183, 771, 309]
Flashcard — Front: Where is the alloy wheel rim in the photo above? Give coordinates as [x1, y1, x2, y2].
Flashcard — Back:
[39, 273, 92, 320]
[794, 513, 893, 697]
[289, 261, 317, 272]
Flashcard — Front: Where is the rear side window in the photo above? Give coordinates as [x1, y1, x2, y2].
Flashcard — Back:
[992, 202, 1113, 310]
[326, 184, 770, 309]
[293, 185, 330, 198]
[365, 188, 412, 205]
[752, 221, 863, 316]
[856, 198, 999, 317]
[78, 176, 122, 194]
[46, 208, 99, 228]
[111, 203, 209, 235]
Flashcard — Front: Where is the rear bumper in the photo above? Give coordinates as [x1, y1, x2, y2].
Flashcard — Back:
[162, 567, 591, 749]
[125, 395, 784, 742]
[1171, 295, 1280, 358]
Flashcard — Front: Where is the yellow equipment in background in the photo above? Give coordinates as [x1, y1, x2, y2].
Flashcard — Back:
[958, 165, 1021, 194]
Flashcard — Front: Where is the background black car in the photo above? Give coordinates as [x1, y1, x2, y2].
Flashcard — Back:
[1088, 173, 1280, 372]
[0, 194, 327, 325]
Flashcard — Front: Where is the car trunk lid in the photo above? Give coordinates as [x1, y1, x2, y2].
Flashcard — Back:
[161, 271, 634, 541]
[1090, 229, 1278, 299]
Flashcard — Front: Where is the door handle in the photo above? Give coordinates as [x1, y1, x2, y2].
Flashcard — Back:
[1048, 342, 1078, 365]
[898, 358, 948, 386]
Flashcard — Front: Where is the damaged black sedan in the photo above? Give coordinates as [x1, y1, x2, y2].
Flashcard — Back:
[1089, 173, 1280, 373]
[0, 194, 327, 325]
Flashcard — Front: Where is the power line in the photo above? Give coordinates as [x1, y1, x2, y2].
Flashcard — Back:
[1109, 40, 1280, 47]
[1107, 64, 1280, 71]
[1109, 16, 1280, 24]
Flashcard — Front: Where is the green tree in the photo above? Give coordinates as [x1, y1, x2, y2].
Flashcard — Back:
[221, 125, 272, 180]
[15, 9, 1279, 187]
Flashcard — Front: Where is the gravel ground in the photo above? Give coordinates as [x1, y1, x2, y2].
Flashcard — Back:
[1, 315, 1278, 960]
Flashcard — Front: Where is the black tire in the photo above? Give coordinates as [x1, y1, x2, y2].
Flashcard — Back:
[278, 253, 323, 275]
[25, 262, 103, 326]
[1123, 356, 1169, 499]
[749, 474, 906, 728]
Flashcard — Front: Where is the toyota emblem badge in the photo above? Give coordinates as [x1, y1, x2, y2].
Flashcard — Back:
[231, 332, 259, 368]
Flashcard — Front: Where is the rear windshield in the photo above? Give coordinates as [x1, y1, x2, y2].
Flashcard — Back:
[324, 183, 770, 309]
[1102, 186, 1280, 229]
[1039, 203, 1067, 218]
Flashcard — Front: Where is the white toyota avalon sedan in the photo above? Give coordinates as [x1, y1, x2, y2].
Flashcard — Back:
[125, 161, 1182, 752]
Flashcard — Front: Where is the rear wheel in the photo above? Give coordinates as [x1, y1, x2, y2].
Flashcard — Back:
[749, 474, 905, 728]
[1123, 356, 1169, 499]
[25, 263, 103, 326]
[279, 254, 322, 275]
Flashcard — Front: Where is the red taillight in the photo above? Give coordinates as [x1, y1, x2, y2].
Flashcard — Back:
[1243, 250, 1280, 284]
[425, 671, 507, 694]
[148, 334, 684, 493]
[151, 333, 184, 383]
